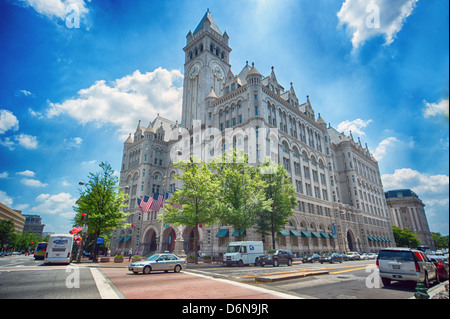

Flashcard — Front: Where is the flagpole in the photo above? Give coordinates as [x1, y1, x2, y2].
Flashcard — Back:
[159, 176, 167, 252]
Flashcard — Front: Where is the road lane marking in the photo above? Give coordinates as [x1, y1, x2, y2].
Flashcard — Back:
[185, 270, 302, 299]
[331, 265, 376, 275]
[239, 263, 373, 278]
[90, 268, 121, 299]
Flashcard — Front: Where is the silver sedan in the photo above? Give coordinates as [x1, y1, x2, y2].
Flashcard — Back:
[128, 253, 186, 274]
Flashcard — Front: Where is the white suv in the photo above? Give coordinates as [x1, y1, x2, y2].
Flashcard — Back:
[376, 248, 438, 287]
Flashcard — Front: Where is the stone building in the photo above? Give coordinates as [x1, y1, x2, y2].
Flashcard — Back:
[111, 10, 395, 258]
[22, 214, 45, 236]
[385, 189, 435, 250]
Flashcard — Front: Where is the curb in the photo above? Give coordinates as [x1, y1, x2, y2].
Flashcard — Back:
[255, 270, 329, 282]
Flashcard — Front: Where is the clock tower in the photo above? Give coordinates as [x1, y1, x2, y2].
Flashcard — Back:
[182, 10, 231, 129]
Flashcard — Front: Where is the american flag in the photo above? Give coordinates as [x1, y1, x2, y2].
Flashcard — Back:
[168, 193, 183, 210]
[150, 193, 164, 212]
[137, 195, 153, 213]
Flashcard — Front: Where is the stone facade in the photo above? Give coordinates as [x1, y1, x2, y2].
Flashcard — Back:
[111, 10, 395, 258]
[385, 189, 435, 250]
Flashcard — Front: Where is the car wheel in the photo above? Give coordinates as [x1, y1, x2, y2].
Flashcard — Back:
[381, 277, 391, 286]
[143, 266, 151, 274]
[238, 260, 244, 267]
[254, 258, 260, 267]
[174, 265, 182, 273]
[273, 259, 279, 267]
[435, 271, 440, 284]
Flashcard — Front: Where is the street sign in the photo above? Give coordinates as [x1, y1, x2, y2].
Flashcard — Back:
[96, 237, 104, 245]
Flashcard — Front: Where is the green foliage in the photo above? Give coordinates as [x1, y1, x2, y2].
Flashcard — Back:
[73, 162, 129, 261]
[255, 159, 297, 249]
[0, 219, 15, 248]
[392, 226, 420, 248]
[432, 232, 449, 249]
[210, 149, 272, 240]
[165, 156, 221, 263]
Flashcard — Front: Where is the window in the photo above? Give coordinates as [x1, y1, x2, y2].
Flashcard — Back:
[254, 106, 259, 116]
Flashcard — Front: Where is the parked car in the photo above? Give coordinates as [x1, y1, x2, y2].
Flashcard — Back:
[260, 249, 293, 267]
[346, 252, 361, 261]
[320, 253, 343, 264]
[377, 248, 438, 288]
[128, 253, 186, 274]
[360, 253, 370, 260]
[367, 253, 378, 260]
[340, 253, 349, 261]
[428, 255, 449, 281]
[301, 253, 321, 263]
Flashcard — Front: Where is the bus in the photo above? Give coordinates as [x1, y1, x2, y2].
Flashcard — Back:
[44, 234, 74, 264]
[34, 242, 47, 260]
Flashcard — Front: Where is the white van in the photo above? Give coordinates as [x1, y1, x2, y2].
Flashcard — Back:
[44, 234, 74, 265]
[223, 241, 264, 266]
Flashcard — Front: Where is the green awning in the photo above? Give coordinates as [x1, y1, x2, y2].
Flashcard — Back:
[216, 229, 229, 237]
[290, 229, 302, 237]
[368, 236, 374, 241]
[117, 236, 124, 242]
[320, 232, 328, 238]
[279, 229, 290, 236]
[232, 230, 246, 236]
[311, 231, 320, 238]
[300, 230, 311, 238]
[329, 233, 337, 239]
[124, 236, 131, 242]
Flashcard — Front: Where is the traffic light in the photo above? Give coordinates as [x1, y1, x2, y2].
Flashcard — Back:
[81, 213, 86, 222]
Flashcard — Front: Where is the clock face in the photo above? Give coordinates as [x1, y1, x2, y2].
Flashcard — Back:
[213, 65, 224, 80]
[189, 64, 200, 79]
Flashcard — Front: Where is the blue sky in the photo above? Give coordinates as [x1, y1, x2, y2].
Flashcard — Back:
[0, 0, 448, 236]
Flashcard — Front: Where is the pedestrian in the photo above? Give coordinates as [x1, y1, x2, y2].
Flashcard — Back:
[128, 248, 133, 261]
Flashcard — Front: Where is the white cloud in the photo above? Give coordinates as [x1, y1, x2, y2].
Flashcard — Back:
[15, 134, 38, 149]
[382, 168, 449, 208]
[64, 137, 83, 149]
[20, 0, 89, 20]
[423, 98, 449, 118]
[47, 68, 183, 139]
[21, 178, 48, 187]
[0, 109, 19, 134]
[337, 0, 418, 48]
[0, 172, 8, 179]
[0, 190, 13, 207]
[373, 136, 399, 161]
[31, 192, 77, 215]
[16, 170, 36, 177]
[337, 118, 373, 136]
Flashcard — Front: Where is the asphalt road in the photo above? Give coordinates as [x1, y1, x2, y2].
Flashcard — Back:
[186, 259, 418, 299]
[0, 255, 101, 299]
[0, 255, 427, 299]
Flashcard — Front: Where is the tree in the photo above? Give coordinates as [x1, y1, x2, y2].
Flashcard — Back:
[164, 157, 221, 264]
[392, 226, 420, 248]
[73, 162, 129, 262]
[255, 160, 296, 249]
[432, 232, 449, 249]
[210, 148, 272, 241]
[0, 220, 15, 250]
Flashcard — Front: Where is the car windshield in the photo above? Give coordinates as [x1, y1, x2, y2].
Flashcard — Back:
[146, 254, 161, 261]
[378, 250, 414, 262]
[227, 246, 240, 253]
